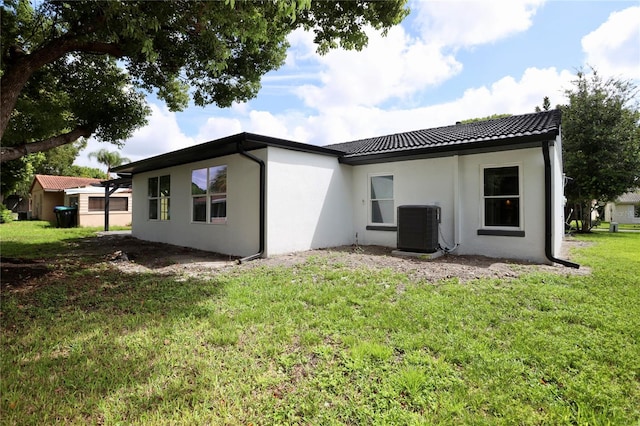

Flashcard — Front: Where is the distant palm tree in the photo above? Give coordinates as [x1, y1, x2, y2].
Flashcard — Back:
[88, 149, 130, 176]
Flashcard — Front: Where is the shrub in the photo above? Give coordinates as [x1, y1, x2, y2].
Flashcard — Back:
[0, 203, 14, 223]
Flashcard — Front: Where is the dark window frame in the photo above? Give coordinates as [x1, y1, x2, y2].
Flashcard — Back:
[191, 165, 227, 224]
[148, 175, 171, 221]
[480, 164, 523, 235]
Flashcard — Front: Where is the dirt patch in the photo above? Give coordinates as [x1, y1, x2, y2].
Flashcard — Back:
[99, 234, 589, 282]
[79, 235, 238, 276]
[1, 234, 590, 291]
[241, 238, 590, 283]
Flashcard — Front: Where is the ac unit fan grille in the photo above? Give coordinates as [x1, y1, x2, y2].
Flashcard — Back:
[397, 205, 440, 253]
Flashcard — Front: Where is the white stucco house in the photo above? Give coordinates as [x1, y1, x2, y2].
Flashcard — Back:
[111, 109, 577, 267]
[604, 190, 640, 224]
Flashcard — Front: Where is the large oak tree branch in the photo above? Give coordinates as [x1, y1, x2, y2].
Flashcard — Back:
[0, 127, 93, 163]
[0, 38, 123, 141]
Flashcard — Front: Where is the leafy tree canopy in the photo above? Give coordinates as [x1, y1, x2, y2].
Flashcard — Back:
[561, 68, 640, 231]
[0, 0, 409, 163]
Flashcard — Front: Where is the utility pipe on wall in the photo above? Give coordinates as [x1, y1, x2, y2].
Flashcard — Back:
[237, 142, 266, 263]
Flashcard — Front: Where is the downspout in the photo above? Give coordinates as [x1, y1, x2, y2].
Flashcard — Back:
[542, 140, 580, 268]
[453, 154, 460, 248]
[237, 142, 266, 263]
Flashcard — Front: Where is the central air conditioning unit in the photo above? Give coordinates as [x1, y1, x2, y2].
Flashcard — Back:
[397, 205, 441, 253]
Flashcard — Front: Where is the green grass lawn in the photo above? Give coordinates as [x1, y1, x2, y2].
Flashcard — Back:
[1, 222, 639, 425]
[592, 221, 640, 231]
[1, 221, 130, 258]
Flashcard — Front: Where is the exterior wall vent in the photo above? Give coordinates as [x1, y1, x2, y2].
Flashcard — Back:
[397, 205, 441, 253]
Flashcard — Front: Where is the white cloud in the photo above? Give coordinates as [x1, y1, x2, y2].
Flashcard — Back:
[412, 0, 545, 48]
[300, 68, 573, 145]
[195, 109, 315, 144]
[582, 6, 640, 79]
[196, 117, 243, 142]
[75, 103, 195, 168]
[280, 0, 546, 111]
[283, 28, 318, 68]
[192, 67, 573, 149]
[294, 26, 462, 109]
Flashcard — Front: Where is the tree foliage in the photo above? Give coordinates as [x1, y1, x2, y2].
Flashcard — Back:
[561, 69, 640, 231]
[535, 96, 551, 112]
[0, 140, 107, 196]
[88, 149, 131, 175]
[0, 0, 409, 163]
[459, 113, 512, 124]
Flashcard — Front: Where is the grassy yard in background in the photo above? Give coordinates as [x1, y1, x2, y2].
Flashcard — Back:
[592, 221, 640, 231]
[1, 221, 129, 258]
[1, 222, 639, 425]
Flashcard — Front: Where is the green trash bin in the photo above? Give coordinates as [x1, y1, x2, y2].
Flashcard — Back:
[53, 206, 78, 228]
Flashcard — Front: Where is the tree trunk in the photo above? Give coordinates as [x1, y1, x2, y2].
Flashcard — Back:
[0, 127, 92, 163]
[0, 60, 36, 141]
[580, 201, 591, 233]
[1, 39, 123, 141]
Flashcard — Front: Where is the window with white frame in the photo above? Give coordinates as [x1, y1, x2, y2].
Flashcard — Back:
[192, 165, 227, 223]
[148, 175, 170, 220]
[89, 197, 128, 212]
[482, 165, 521, 228]
[370, 174, 394, 225]
[634, 204, 640, 218]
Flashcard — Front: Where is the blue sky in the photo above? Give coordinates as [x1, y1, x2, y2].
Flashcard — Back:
[77, 0, 640, 169]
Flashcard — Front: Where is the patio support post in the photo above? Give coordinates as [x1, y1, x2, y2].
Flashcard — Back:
[104, 183, 110, 231]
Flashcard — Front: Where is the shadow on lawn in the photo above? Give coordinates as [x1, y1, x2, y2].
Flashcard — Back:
[1, 234, 235, 290]
[1, 265, 230, 422]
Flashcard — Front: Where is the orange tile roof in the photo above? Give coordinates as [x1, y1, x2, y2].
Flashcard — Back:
[30, 174, 104, 192]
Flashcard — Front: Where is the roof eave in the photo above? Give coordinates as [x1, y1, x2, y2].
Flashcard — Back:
[112, 132, 344, 175]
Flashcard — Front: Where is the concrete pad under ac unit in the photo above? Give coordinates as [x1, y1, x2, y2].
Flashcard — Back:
[391, 249, 444, 260]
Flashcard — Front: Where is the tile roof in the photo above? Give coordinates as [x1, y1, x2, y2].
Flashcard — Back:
[30, 174, 104, 192]
[328, 109, 561, 162]
[112, 110, 562, 175]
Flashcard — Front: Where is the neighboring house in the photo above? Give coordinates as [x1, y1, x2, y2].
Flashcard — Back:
[112, 109, 576, 266]
[64, 187, 133, 227]
[29, 174, 132, 227]
[604, 190, 640, 224]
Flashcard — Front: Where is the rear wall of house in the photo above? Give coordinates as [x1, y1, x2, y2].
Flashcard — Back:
[350, 146, 554, 264]
[350, 156, 457, 250]
[265, 147, 354, 256]
[131, 151, 261, 257]
[456, 147, 547, 263]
